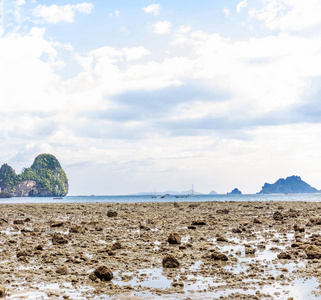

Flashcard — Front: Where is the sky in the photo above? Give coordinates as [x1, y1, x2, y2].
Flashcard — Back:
[1, 0, 321, 195]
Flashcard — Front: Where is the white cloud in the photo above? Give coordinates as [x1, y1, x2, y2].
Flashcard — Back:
[250, 0, 321, 34]
[143, 3, 160, 15]
[152, 21, 172, 34]
[223, 8, 231, 17]
[115, 10, 120, 17]
[236, 0, 248, 13]
[33, 3, 93, 24]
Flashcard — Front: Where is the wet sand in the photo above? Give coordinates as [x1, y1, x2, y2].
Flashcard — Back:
[1, 201, 321, 299]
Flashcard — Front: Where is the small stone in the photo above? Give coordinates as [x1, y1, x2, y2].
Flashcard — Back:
[216, 234, 228, 242]
[245, 246, 256, 255]
[162, 254, 180, 268]
[192, 220, 206, 226]
[13, 219, 24, 225]
[52, 233, 68, 245]
[56, 266, 69, 275]
[210, 251, 228, 261]
[216, 209, 229, 214]
[50, 219, 64, 227]
[0, 286, 5, 298]
[111, 241, 121, 250]
[168, 233, 181, 244]
[277, 252, 292, 259]
[293, 224, 305, 232]
[93, 266, 113, 281]
[254, 218, 262, 224]
[70, 225, 84, 233]
[107, 211, 117, 217]
[305, 245, 321, 259]
[273, 211, 283, 221]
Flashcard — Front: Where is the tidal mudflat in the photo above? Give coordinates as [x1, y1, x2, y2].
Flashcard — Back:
[1, 201, 321, 299]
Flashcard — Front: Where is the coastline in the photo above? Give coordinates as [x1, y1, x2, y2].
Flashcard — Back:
[1, 200, 320, 299]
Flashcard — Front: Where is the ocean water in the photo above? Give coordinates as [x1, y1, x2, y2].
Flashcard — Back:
[1, 193, 321, 204]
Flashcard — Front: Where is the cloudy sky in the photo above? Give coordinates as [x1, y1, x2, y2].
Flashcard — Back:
[1, 0, 321, 195]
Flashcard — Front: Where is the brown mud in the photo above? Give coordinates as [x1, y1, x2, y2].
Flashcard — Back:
[0, 201, 321, 299]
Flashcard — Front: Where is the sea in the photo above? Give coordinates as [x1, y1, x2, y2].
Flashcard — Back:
[1, 193, 321, 204]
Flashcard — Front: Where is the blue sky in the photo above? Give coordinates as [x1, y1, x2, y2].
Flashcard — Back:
[1, 0, 321, 195]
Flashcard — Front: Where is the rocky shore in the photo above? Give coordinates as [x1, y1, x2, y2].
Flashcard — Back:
[1, 201, 321, 299]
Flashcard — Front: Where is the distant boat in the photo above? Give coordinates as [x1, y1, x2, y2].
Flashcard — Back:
[53, 197, 63, 200]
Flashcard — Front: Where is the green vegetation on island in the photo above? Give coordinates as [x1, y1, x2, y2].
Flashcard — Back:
[0, 154, 68, 197]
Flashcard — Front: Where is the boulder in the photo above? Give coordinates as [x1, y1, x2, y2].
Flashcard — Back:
[273, 211, 283, 221]
[162, 254, 180, 268]
[168, 233, 181, 244]
[52, 233, 68, 245]
[93, 266, 113, 281]
[277, 252, 292, 259]
[56, 266, 69, 275]
[305, 245, 321, 259]
[107, 211, 117, 217]
[210, 251, 228, 261]
[192, 220, 206, 226]
[0, 286, 5, 298]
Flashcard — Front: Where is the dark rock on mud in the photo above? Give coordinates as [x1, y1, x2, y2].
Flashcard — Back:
[210, 251, 228, 261]
[93, 266, 113, 281]
[162, 254, 180, 268]
[305, 245, 321, 259]
[52, 233, 68, 245]
[216, 209, 229, 214]
[192, 220, 206, 225]
[293, 224, 305, 232]
[273, 211, 283, 221]
[216, 234, 228, 242]
[107, 211, 117, 217]
[56, 266, 69, 275]
[168, 233, 181, 244]
[0, 286, 5, 298]
[277, 252, 292, 259]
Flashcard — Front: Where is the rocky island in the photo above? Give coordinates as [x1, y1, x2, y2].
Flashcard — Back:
[258, 175, 318, 194]
[0, 154, 68, 197]
[227, 188, 242, 195]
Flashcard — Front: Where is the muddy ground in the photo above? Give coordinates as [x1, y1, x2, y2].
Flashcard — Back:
[1, 201, 321, 299]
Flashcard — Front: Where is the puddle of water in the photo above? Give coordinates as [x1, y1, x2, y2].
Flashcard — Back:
[114, 268, 172, 289]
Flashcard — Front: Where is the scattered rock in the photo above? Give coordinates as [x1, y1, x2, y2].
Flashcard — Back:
[216, 209, 229, 214]
[56, 266, 69, 275]
[245, 246, 256, 255]
[187, 226, 196, 230]
[192, 220, 206, 226]
[273, 211, 283, 221]
[277, 252, 292, 259]
[210, 251, 228, 261]
[254, 218, 262, 224]
[168, 233, 181, 244]
[52, 233, 68, 245]
[0, 286, 5, 298]
[50, 220, 64, 227]
[293, 224, 305, 232]
[70, 225, 84, 233]
[107, 211, 117, 217]
[111, 241, 121, 250]
[13, 219, 24, 225]
[93, 266, 113, 281]
[305, 245, 321, 259]
[162, 254, 180, 268]
[216, 234, 228, 242]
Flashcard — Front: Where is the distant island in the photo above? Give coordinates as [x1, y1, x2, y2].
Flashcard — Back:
[0, 154, 68, 197]
[209, 190, 217, 195]
[227, 188, 242, 195]
[258, 175, 318, 194]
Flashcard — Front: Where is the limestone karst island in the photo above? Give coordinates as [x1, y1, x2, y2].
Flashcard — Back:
[0, 154, 68, 197]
